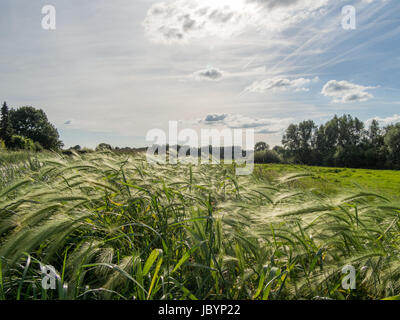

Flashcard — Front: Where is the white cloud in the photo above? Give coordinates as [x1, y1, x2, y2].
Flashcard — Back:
[366, 114, 400, 127]
[193, 68, 224, 81]
[321, 80, 377, 103]
[143, 0, 330, 44]
[245, 77, 319, 93]
[200, 113, 293, 134]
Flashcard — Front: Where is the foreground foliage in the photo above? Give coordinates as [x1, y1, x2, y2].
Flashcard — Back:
[0, 152, 399, 300]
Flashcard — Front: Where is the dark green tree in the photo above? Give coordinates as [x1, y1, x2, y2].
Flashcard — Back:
[298, 120, 317, 164]
[282, 124, 300, 152]
[258, 114, 400, 169]
[315, 117, 339, 166]
[368, 119, 381, 145]
[364, 120, 386, 168]
[255, 141, 269, 152]
[282, 120, 316, 164]
[9, 106, 63, 150]
[96, 143, 113, 151]
[0, 102, 14, 147]
[384, 123, 400, 169]
[333, 115, 366, 167]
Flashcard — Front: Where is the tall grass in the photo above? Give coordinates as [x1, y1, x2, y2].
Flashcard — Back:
[0, 151, 399, 300]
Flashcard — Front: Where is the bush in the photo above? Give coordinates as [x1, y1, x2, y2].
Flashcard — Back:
[255, 150, 282, 164]
[80, 147, 93, 154]
[25, 138, 35, 151]
[96, 143, 113, 151]
[34, 141, 44, 152]
[9, 135, 35, 151]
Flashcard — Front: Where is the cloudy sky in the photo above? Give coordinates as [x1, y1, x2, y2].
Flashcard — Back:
[0, 0, 399, 148]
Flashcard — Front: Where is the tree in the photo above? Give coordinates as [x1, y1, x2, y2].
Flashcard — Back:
[255, 141, 269, 152]
[9, 106, 63, 150]
[384, 123, 400, 169]
[364, 120, 386, 168]
[336, 115, 365, 147]
[270, 146, 285, 160]
[257, 115, 400, 169]
[254, 149, 282, 164]
[298, 120, 317, 164]
[315, 117, 339, 166]
[282, 120, 316, 164]
[333, 115, 366, 167]
[96, 143, 113, 151]
[0, 102, 13, 147]
[282, 124, 300, 151]
[368, 119, 382, 145]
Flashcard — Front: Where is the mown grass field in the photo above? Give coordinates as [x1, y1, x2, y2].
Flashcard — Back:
[256, 164, 400, 200]
[0, 151, 399, 300]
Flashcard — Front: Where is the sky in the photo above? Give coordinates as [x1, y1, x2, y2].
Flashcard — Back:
[0, 0, 399, 148]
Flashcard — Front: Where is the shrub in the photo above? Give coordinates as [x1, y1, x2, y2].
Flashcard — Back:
[9, 135, 35, 151]
[96, 143, 113, 151]
[25, 138, 35, 151]
[80, 147, 93, 154]
[255, 150, 282, 164]
[71, 145, 81, 151]
[34, 141, 44, 152]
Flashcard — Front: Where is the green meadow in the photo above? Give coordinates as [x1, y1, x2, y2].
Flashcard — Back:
[0, 151, 399, 300]
[256, 164, 400, 200]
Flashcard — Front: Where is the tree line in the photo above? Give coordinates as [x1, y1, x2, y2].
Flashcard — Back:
[2, 101, 399, 170]
[0, 102, 63, 151]
[71, 114, 400, 171]
[255, 114, 400, 170]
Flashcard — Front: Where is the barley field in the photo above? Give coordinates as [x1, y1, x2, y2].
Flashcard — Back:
[0, 151, 399, 300]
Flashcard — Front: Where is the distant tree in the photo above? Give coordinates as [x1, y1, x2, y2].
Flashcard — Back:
[0, 102, 13, 147]
[9, 106, 63, 150]
[364, 120, 386, 168]
[96, 143, 113, 151]
[336, 115, 365, 147]
[254, 149, 282, 164]
[282, 124, 300, 153]
[333, 115, 366, 167]
[71, 145, 81, 151]
[271, 145, 286, 160]
[384, 123, 400, 168]
[315, 117, 339, 166]
[255, 141, 269, 152]
[298, 120, 317, 164]
[258, 115, 400, 169]
[272, 145, 284, 154]
[282, 120, 316, 164]
[368, 119, 382, 145]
